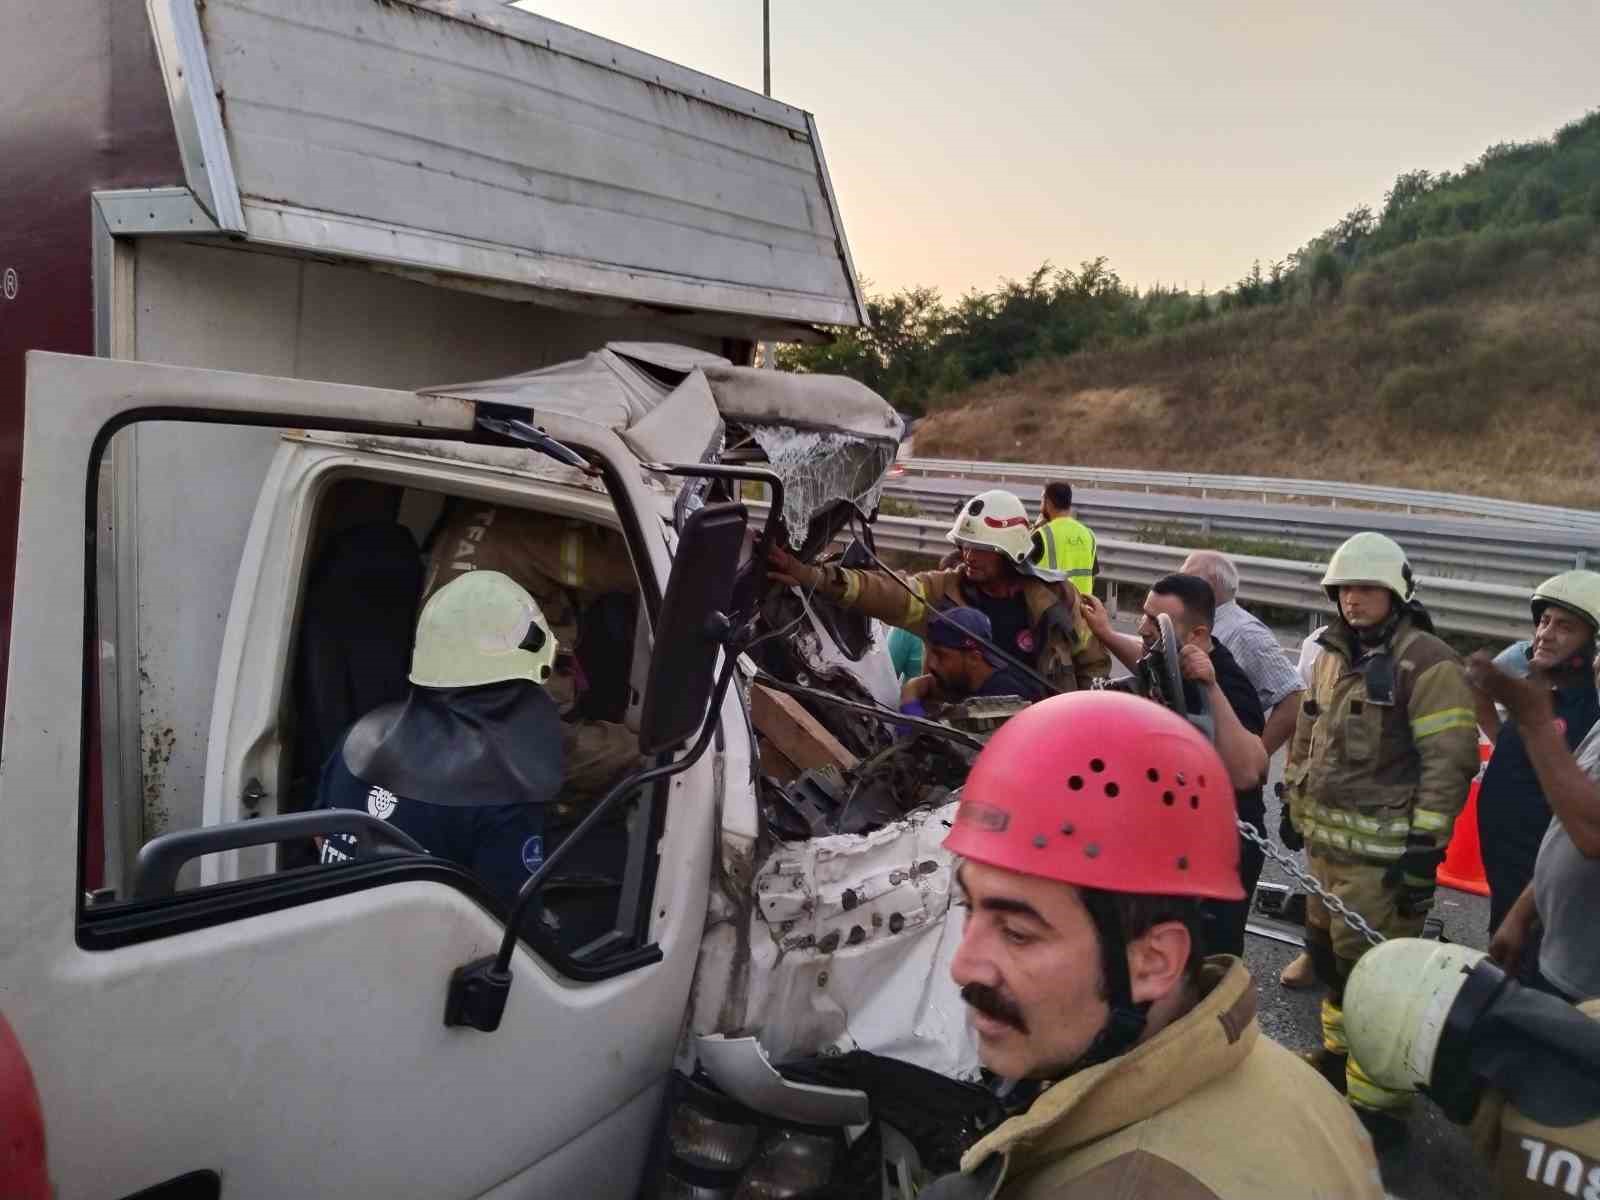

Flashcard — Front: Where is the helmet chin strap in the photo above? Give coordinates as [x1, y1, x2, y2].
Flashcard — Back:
[1064, 889, 1151, 1076]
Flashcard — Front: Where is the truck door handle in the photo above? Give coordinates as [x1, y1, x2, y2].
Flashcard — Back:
[129, 811, 426, 900]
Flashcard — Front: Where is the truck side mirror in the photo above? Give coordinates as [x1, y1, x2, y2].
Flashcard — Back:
[638, 501, 750, 756]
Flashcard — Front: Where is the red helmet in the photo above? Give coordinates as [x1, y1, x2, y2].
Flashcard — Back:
[945, 690, 1243, 900]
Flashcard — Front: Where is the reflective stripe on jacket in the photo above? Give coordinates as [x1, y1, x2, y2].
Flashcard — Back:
[1034, 517, 1098, 595]
[1285, 615, 1480, 864]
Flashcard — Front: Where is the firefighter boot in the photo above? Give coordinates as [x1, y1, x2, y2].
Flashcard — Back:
[1347, 1051, 1412, 1151]
[1304, 996, 1349, 1093]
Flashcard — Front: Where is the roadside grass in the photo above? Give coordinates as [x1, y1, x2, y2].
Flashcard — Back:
[915, 223, 1600, 510]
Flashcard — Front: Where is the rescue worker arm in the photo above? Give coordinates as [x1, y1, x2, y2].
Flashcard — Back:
[1261, 693, 1302, 758]
[766, 543, 935, 635]
[1181, 645, 1267, 788]
[1064, 599, 1113, 689]
[1470, 652, 1600, 858]
[1078, 593, 1143, 672]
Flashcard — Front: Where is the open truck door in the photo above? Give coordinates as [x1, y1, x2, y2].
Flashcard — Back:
[0, 352, 740, 1199]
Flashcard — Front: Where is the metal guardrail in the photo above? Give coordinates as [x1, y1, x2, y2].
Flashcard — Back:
[897, 457, 1600, 537]
[884, 478, 1596, 587]
[865, 514, 1528, 640]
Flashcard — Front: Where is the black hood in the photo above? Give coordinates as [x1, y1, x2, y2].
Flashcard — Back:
[342, 680, 564, 808]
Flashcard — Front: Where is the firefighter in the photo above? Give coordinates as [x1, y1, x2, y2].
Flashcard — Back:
[1285, 531, 1481, 1147]
[1027, 480, 1098, 596]
[921, 691, 1381, 1199]
[766, 489, 1110, 692]
[1344, 938, 1600, 1199]
[425, 502, 639, 802]
[317, 571, 565, 907]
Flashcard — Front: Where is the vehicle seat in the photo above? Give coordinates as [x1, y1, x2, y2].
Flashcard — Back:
[294, 522, 425, 798]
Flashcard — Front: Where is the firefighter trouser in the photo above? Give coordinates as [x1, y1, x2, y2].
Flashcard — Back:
[1305, 852, 1426, 1115]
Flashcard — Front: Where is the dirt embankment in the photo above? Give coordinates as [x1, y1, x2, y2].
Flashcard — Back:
[916, 238, 1600, 510]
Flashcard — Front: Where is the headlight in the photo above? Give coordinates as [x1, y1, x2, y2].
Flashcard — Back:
[669, 1102, 760, 1172]
[660, 1172, 736, 1200]
[734, 1130, 837, 1199]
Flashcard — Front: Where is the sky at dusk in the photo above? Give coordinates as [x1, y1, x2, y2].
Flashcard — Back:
[514, 1, 1600, 300]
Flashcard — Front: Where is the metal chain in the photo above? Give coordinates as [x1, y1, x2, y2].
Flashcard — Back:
[1236, 818, 1387, 948]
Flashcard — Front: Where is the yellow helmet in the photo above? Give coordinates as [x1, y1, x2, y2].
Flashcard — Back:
[1531, 570, 1600, 635]
[946, 489, 1034, 563]
[409, 571, 557, 688]
[1344, 938, 1486, 1095]
[1321, 531, 1415, 604]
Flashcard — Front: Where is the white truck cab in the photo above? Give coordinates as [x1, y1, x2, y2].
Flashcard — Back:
[3, 345, 972, 1198]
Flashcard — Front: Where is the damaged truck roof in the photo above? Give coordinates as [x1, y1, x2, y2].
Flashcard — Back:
[426, 342, 905, 533]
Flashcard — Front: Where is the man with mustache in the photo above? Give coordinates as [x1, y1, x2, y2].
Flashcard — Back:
[923, 691, 1382, 1199]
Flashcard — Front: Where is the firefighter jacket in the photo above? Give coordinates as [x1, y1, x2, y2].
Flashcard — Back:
[1285, 613, 1480, 865]
[1468, 1000, 1600, 1199]
[1033, 516, 1098, 595]
[806, 564, 1110, 692]
[944, 959, 1383, 1199]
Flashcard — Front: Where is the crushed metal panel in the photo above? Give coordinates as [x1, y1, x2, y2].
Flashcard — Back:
[690, 800, 979, 1079]
[176, 0, 865, 325]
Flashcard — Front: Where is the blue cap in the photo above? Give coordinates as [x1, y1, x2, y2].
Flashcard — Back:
[927, 607, 998, 661]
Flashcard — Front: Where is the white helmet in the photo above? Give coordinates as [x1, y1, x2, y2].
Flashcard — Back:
[1343, 938, 1485, 1094]
[1531, 570, 1600, 635]
[1321, 531, 1415, 604]
[409, 571, 557, 689]
[946, 490, 1033, 563]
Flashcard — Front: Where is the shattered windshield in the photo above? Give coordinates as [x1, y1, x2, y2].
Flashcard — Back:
[745, 423, 897, 547]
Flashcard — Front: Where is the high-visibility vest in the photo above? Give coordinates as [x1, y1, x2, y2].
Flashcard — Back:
[1035, 516, 1098, 594]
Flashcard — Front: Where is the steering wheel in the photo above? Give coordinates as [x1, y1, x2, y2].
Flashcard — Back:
[1139, 612, 1215, 741]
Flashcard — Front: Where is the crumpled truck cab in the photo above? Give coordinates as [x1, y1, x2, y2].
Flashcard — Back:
[1, 341, 979, 1199]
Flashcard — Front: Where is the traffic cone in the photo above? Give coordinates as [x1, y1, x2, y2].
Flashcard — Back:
[1438, 738, 1491, 896]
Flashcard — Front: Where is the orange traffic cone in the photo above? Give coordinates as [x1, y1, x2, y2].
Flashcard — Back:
[1438, 738, 1491, 897]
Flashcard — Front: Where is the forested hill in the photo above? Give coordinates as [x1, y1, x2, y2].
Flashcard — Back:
[783, 110, 1600, 508]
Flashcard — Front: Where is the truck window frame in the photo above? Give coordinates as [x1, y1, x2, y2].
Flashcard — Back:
[76, 408, 675, 987]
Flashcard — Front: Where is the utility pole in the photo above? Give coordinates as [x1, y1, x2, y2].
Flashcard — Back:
[763, 0, 771, 96]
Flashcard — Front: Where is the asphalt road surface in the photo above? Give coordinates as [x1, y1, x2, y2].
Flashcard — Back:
[1247, 748, 1494, 1200]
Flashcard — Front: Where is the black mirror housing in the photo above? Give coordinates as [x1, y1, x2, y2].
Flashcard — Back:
[638, 501, 749, 756]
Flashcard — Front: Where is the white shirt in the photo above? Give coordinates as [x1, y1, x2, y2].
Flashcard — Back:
[1211, 600, 1305, 710]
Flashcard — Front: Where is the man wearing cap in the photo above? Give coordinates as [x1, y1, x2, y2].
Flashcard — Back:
[900, 606, 1051, 713]
[920, 691, 1381, 1199]
[768, 489, 1109, 693]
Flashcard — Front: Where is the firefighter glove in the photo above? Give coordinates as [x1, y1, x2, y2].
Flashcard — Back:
[1277, 789, 1304, 852]
[1385, 841, 1445, 918]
